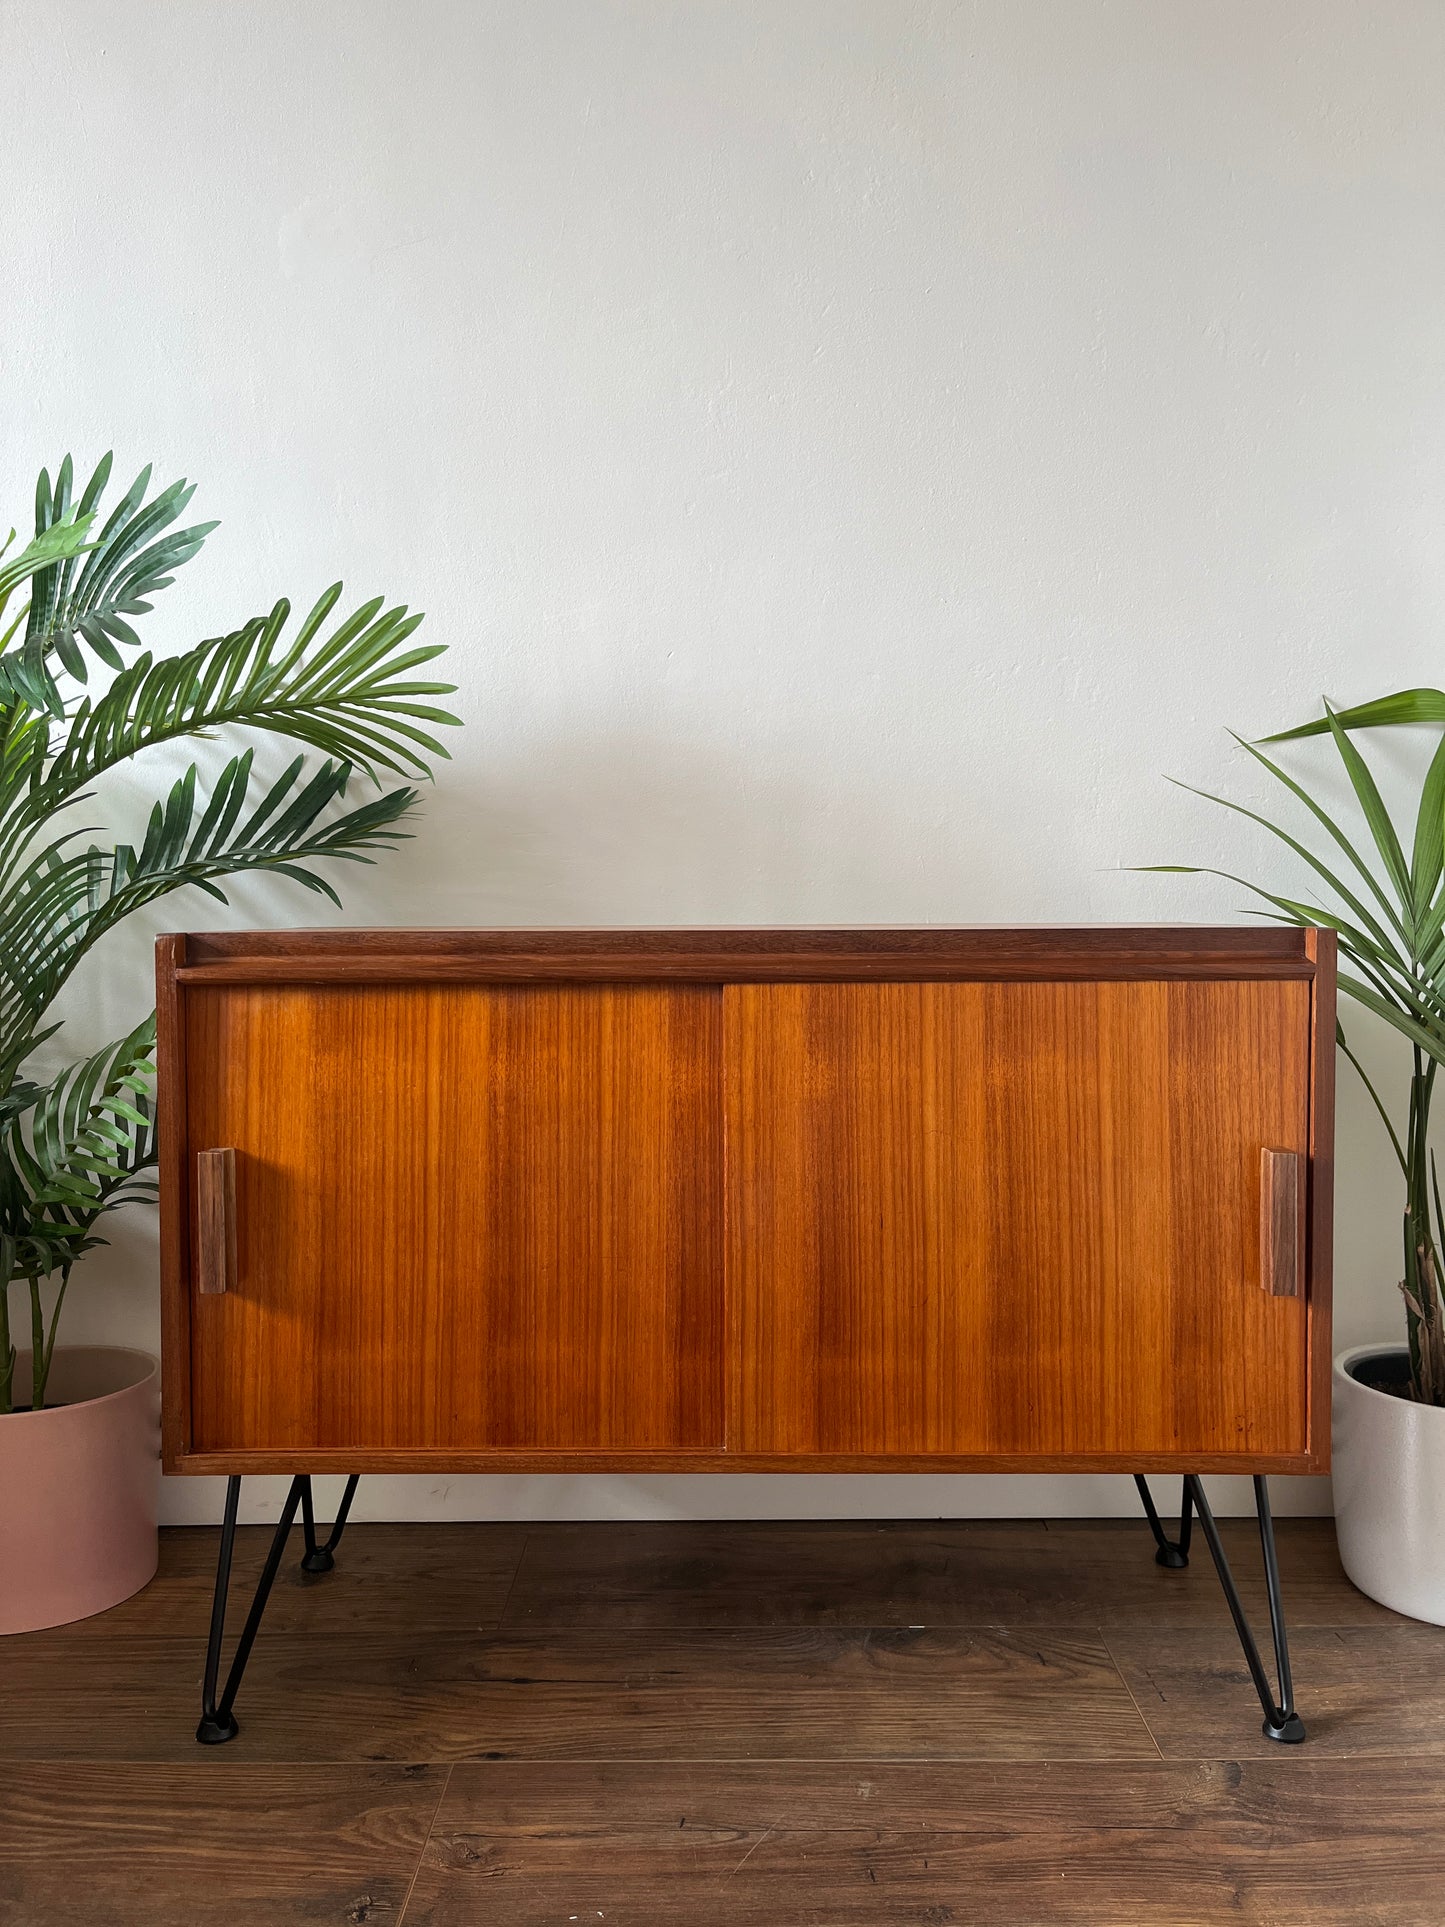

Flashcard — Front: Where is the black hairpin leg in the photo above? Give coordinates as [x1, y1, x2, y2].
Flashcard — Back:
[1135, 1471, 1305, 1745]
[197, 1473, 359, 1745]
[1134, 1473, 1192, 1568]
[300, 1472, 359, 1573]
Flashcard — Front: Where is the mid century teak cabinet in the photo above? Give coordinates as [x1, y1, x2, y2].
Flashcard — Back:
[157, 925, 1335, 1478]
[159, 925, 1335, 1747]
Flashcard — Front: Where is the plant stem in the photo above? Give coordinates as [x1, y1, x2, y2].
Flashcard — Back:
[38, 1266, 70, 1407]
[0, 1280, 12, 1417]
[28, 1279, 43, 1409]
[1338, 1028, 1409, 1178]
[1402, 1051, 1445, 1404]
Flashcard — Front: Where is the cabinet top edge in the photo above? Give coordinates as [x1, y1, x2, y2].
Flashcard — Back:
[161, 925, 1328, 985]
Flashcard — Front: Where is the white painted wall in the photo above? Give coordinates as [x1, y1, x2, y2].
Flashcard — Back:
[4, 1, 1442, 1522]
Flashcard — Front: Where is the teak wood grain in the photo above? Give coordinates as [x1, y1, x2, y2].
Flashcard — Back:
[155, 932, 192, 1467]
[171, 923, 1320, 982]
[157, 927, 1334, 1473]
[184, 983, 722, 1453]
[1305, 925, 1338, 1459]
[728, 979, 1313, 1459]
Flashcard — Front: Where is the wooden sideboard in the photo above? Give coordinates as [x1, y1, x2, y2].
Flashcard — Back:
[157, 925, 1335, 1479]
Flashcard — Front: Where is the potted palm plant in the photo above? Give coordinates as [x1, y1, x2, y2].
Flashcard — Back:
[1160, 696, 1445, 1622]
[0, 452, 456, 1632]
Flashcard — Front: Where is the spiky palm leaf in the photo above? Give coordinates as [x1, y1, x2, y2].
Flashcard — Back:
[0, 1019, 158, 1413]
[0, 752, 417, 1053]
[26, 452, 216, 696]
[2, 1018, 158, 1250]
[0, 510, 96, 704]
[0, 452, 459, 1410]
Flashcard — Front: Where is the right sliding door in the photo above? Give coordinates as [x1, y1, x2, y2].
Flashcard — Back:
[726, 979, 1312, 1459]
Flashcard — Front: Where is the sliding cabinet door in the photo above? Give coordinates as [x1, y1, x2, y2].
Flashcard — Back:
[186, 984, 722, 1452]
[727, 979, 1312, 1459]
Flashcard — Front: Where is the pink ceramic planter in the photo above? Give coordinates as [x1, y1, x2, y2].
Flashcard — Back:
[0, 1347, 160, 1635]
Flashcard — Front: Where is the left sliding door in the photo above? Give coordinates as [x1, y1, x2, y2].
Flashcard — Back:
[183, 984, 723, 1453]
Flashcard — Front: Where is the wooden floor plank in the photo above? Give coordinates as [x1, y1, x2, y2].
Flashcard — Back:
[401, 1757, 1445, 1926]
[2, 1517, 1432, 1922]
[0, 1762, 444, 1927]
[24, 1521, 529, 1641]
[0, 1624, 1156, 1764]
[1112, 1622, 1445, 1758]
[503, 1516, 1388, 1630]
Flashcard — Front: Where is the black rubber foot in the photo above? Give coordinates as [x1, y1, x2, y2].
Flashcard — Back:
[300, 1547, 335, 1574]
[1153, 1543, 1189, 1569]
[1262, 1710, 1307, 1744]
[196, 1711, 239, 1745]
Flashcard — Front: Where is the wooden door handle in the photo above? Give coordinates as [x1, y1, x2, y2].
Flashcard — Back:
[1260, 1148, 1301, 1298]
[197, 1147, 238, 1296]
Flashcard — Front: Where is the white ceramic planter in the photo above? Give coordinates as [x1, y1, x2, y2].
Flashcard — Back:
[1334, 1343, 1445, 1625]
[0, 1347, 160, 1635]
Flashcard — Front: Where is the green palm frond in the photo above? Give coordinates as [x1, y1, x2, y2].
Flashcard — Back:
[24, 452, 216, 692]
[4, 1017, 158, 1232]
[0, 508, 95, 610]
[39, 582, 453, 806]
[0, 509, 97, 706]
[1152, 707, 1445, 1031]
[1, 1019, 157, 1274]
[0, 1019, 159, 1408]
[0, 451, 460, 1412]
[1265, 688, 1445, 741]
[0, 754, 417, 1028]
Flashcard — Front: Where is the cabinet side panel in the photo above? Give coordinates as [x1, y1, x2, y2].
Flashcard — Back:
[186, 984, 722, 1452]
[1306, 927, 1337, 1468]
[156, 934, 191, 1466]
[728, 980, 1311, 1459]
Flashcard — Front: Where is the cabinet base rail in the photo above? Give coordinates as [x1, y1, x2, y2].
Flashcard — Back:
[196, 1473, 359, 1745]
[193, 1471, 1305, 1745]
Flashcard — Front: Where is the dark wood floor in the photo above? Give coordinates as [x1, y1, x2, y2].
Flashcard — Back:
[2, 1514, 1442, 1924]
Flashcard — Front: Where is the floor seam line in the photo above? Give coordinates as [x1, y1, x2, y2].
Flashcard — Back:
[396, 1761, 453, 1926]
[494, 1527, 533, 1631]
[1098, 1625, 1166, 1761]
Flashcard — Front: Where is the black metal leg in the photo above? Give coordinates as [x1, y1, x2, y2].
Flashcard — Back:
[300, 1473, 360, 1574]
[1134, 1474, 1192, 1568]
[197, 1476, 243, 1744]
[196, 1474, 307, 1745]
[1134, 1471, 1304, 1744]
[1186, 1474, 1306, 1745]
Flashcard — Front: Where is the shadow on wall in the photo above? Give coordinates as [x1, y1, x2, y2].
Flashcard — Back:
[398, 728, 1049, 927]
